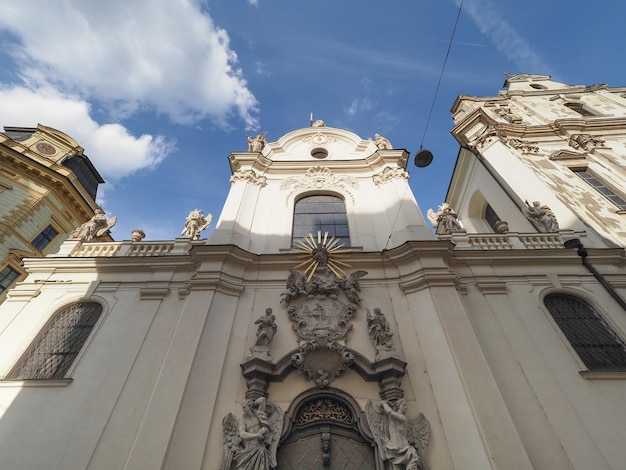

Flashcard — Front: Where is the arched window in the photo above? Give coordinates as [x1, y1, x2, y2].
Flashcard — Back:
[484, 204, 501, 232]
[7, 301, 103, 380]
[292, 195, 350, 248]
[544, 293, 626, 370]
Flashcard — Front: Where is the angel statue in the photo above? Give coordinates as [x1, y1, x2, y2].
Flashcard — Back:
[180, 209, 212, 240]
[427, 203, 463, 234]
[340, 270, 368, 305]
[69, 208, 116, 241]
[365, 399, 431, 470]
[220, 397, 284, 470]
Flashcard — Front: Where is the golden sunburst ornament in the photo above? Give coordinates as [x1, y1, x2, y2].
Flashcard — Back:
[292, 231, 352, 281]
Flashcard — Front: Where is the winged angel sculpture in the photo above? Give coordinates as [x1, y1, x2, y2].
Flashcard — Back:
[220, 397, 284, 470]
[365, 399, 431, 470]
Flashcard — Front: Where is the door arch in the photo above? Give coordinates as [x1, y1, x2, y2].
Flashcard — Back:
[277, 389, 377, 469]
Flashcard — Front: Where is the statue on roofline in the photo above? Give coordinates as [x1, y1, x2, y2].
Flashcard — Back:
[69, 208, 116, 242]
[181, 209, 212, 240]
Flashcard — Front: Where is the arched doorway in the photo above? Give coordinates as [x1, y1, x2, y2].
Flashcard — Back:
[277, 390, 376, 469]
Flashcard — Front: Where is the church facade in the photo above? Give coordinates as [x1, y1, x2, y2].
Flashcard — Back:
[0, 81, 626, 469]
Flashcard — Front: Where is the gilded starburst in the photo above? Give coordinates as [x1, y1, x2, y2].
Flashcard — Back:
[292, 231, 352, 281]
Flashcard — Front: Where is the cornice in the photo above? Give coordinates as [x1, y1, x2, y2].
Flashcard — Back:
[1, 147, 95, 218]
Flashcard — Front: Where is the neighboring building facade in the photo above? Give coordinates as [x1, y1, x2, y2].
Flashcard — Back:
[0, 124, 105, 301]
[0, 114, 625, 469]
[447, 74, 626, 248]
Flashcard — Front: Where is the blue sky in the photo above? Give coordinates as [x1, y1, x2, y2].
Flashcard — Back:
[0, 0, 625, 241]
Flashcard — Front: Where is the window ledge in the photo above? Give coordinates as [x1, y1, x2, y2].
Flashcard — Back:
[579, 370, 626, 379]
[0, 378, 73, 387]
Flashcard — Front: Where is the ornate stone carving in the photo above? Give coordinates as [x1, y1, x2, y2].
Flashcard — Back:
[495, 106, 522, 123]
[280, 166, 357, 192]
[374, 133, 393, 149]
[230, 169, 268, 187]
[427, 203, 464, 233]
[470, 124, 504, 149]
[569, 134, 605, 151]
[523, 200, 559, 232]
[248, 308, 277, 361]
[180, 209, 212, 240]
[282, 235, 367, 387]
[220, 397, 284, 470]
[373, 167, 409, 186]
[303, 131, 337, 145]
[365, 399, 431, 470]
[69, 208, 116, 242]
[507, 137, 540, 154]
[311, 119, 326, 128]
[246, 132, 267, 152]
[367, 308, 397, 360]
[288, 298, 356, 387]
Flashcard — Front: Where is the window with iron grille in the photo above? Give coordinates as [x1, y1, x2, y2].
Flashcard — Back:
[32, 225, 58, 251]
[564, 102, 597, 116]
[7, 302, 103, 380]
[485, 204, 501, 232]
[544, 293, 626, 370]
[292, 195, 350, 248]
[572, 169, 626, 210]
[0, 265, 19, 294]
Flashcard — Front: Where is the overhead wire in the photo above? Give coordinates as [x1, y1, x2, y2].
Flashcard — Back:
[383, 0, 464, 251]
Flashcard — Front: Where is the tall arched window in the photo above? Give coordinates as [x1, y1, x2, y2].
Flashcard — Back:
[544, 293, 626, 370]
[292, 195, 350, 248]
[7, 301, 103, 380]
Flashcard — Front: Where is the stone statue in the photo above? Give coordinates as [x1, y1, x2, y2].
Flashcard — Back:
[367, 308, 396, 359]
[523, 200, 559, 232]
[69, 208, 116, 241]
[427, 203, 464, 233]
[181, 209, 212, 240]
[311, 119, 326, 127]
[365, 399, 431, 470]
[340, 270, 368, 305]
[247, 132, 267, 152]
[220, 397, 284, 470]
[374, 133, 393, 150]
[249, 308, 277, 360]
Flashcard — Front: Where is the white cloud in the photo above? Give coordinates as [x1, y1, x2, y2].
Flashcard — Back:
[0, 85, 174, 181]
[345, 97, 373, 117]
[458, 0, 551, 72]
[0, 0, 258, 129]
[247, 0, 259, 5]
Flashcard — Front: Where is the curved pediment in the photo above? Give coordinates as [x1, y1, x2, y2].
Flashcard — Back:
[263, 126, 378, 162]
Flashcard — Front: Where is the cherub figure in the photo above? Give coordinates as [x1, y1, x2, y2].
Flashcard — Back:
[340, 270, 368, 305]
[281, 269, 307, 303]
[181, 209, 212, 240]
[69, 208, 116, 241]
[220, 398, 284, 470]
[365, 399, 431, 470]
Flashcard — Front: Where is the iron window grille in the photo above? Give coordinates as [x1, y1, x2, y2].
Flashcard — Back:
[292, 195, 350, 248]
[544, 293, 626, 370]
[485, 204, 501, 232]
[7, 302, 103, 380]
[572, 169, 626, 211]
